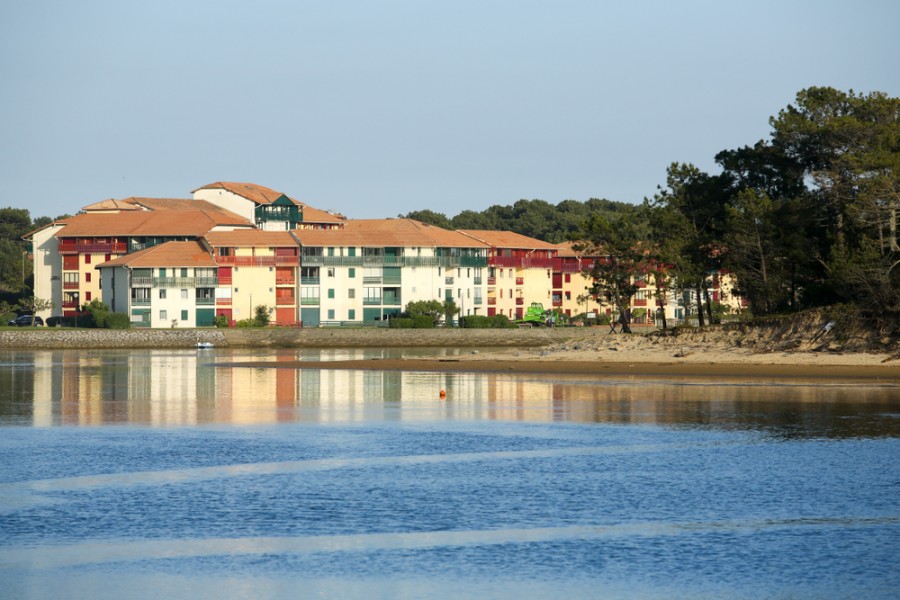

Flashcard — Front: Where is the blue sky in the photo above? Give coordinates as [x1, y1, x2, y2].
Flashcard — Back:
[1, 0, 897, 220]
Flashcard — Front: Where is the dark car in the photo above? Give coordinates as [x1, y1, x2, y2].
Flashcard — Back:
[8, 315, 44, 326]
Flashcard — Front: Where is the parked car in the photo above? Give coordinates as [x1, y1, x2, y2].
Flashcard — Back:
[8, 315, 44, 326]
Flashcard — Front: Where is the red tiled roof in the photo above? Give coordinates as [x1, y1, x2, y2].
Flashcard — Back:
[457, 230, 559, 250]
[193, 182, 298, 206]
[294, 219, 490, 248]
[53, 210, 251, 238]
[97, 241, 217, 268]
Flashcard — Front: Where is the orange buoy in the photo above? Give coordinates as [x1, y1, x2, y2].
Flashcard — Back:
[439, 389, 446, 399]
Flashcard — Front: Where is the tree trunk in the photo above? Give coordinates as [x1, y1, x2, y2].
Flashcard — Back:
[704, 286, 715, 325]
[695, 283, 705, 327]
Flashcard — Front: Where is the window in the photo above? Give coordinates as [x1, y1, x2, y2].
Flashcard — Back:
[348, 309, 356, 320]
[84, 254, 91, 264]
[348, 247, 356, 257]
[327, 247, 335, 257]
[349, 268, 356, 278]
[327, 268, 335, 277]
[85, 273, 92, 283]
[327, 309, 335, 319]
[180, 268, 188, 277]
[328, 288, 335, 299]
[160, 310, 167, 321]
[85, 292, 91, 301]
[564, 274, 571, 283]
[181, 310, 188, 321]
[348, 289, 355, 299]
[159, 289, 167, 299]
[181, 289, 188, 299]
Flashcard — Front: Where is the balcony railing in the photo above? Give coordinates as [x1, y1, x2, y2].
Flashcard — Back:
[276, 276, 296, 285]
[216, 298, 232, 306]
[363, 297, 382, 305]
[58, 241, 127, 255]
[196, 297, 215, 306]
[473, 297, 483, 305]
[300, 276, 320, 285]
[383, 297, 402, 306]
[487, 297, 497, 305]
[300, 297, 320, 305]
[215, 256, 299, 267]
[300, 255, 488, 268]
[362, 276, 382, 285]
[63, 281, 79, 290]
[474, 277, 483, 285]
[515, 297, 524, 305]
[383, 276, 401, 285]
[61, 300, 79, 309]
[132, 277, 218, 288]
[515, 277, 524, 286]
[487, 277, 496, 285]
[276, 296, 296, 306]
[131, 298, 151, 306]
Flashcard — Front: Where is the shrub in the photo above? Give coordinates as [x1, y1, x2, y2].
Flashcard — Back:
[413, 315, 434, 328]
[213, 315, 230, 328]
[104, 313, 131, 329]
[389, 317, 415, 329]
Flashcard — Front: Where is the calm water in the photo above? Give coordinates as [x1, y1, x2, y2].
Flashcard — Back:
[1, 349, 898, 599]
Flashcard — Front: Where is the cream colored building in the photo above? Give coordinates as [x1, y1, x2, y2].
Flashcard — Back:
[293, 219, 489, 326]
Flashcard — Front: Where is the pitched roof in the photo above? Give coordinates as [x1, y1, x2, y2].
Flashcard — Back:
[53, 209, 251, 238]
[193, 182, 297, 206]
[299, 204, 346, 224]
[204, 230, 298, 247]
[294, 219, 489, 249]
[98, 241, 217, 268]
[456, 230, 559, 250]
[81, 197, 245, 218]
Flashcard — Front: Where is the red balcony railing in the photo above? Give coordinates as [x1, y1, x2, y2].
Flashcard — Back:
[487, 297, 497, 305]
[63, 282, 79, 290]
[515, 277, 524, 286]
[58, 241, 128, 255]
[215, 256, 299, 267]
[515, 297, 524, 306]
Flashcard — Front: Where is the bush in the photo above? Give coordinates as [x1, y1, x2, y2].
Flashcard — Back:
[213, 315, 230, 328]
[413, 315, 434, 328]
[235, 319, 257, 328]
[389, 317, 415, 328]
[460, 314, 517, 328]
[104, 313, 131, 329]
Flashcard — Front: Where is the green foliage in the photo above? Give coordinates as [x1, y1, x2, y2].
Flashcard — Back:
[213, 315, 230, 328]
[254, 305, 271, 326]
[402, 198, 648, 243]
[460, 314, 517, 328]
[388, 317, 415, 328]
[442, 299, 459, 326]
[235, 319, 257, 328]
[104, 313, 131, 329]
[404, 300, 444, 326]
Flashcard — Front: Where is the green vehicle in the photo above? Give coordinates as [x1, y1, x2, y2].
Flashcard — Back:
[518, 302, 549, 326]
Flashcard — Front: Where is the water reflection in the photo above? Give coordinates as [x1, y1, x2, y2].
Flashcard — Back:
[0, 349, 897, 437]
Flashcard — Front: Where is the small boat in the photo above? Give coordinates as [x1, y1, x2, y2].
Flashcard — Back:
[196, 342, 214, 349]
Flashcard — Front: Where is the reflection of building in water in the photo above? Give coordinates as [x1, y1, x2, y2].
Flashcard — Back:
[10, 349, 900, 433]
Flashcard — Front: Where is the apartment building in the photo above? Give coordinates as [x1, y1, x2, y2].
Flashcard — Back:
[97, 241, 220, 328]
[203, 230, 301, 325]
[293, 219, 489, 326]
[27, 205, 251, 319]
[456, 230, 562, 320]
[193, 182, 346, 231]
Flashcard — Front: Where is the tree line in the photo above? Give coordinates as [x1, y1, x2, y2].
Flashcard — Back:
[405, 86, 900, 321]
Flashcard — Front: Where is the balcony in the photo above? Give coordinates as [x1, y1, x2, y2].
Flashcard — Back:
[487, 277, 496, 285]
[363, 297, 383, 305]
[276, 276, 296, 285]
[487, 297, 497, 306]
[300, 297, 320, 305]
[131, 298, 151, 307]
[362, 276, 382, 285]
[132, 276, 218, 288]
[58, 241, 127, 255]
[474, 277, 483, 285]
[63, 281, 80, 290]
[215, 255, 299, 267]
[633, 298, 648, 307]
[276, 296, 296, 306]
[196, 297, 215, 306]
[515, 277, 524, 286]
[515, 297, 524, 306]
[61, 300, 79, 309]
[216, 298, 232, 306]
[445, 277, 454, 285]
[473, 297, 483, 306]
[300, 276, 320, 285]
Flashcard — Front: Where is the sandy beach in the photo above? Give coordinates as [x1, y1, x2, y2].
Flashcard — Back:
[223, 325, 900, 381]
